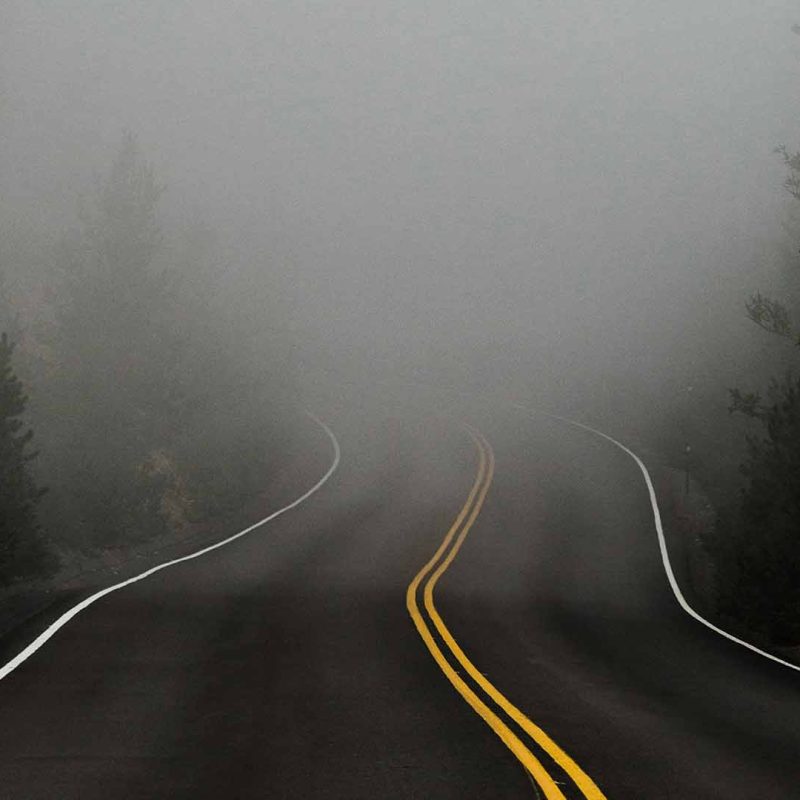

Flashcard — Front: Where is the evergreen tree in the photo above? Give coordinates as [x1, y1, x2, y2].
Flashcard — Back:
[715, 140, 800, 644]
[57, 131, 184, 437]
[0, 333, 45, 574]
[713, 375, 800, 644]
[0, 272, 22, 347]
[47, 132, 188, 548]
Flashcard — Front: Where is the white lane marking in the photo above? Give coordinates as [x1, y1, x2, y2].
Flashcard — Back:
[0, 411, 341, 682]
[513, 404, 800, 674]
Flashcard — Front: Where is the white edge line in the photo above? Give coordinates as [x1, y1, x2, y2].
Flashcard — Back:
[0, 410, 341, 682]
[512, 403, 800, 674]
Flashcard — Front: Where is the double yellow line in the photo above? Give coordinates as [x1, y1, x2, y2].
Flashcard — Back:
[406, 426, 606, 800]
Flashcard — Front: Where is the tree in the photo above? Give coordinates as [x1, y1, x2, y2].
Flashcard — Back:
[0, 271, 22, 348]
[46, 132, 189, 548]
[0, 333, 45, 575]
[729, 145, 800, 421]
[57, 131, 185, 436]
[714, 144, 800, 644]
[714, 374, 800, 643]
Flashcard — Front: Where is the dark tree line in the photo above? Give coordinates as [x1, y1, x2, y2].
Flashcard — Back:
[0, 132, 294, 584]
[0, 333, 47, 576]
[708, 145, 800, 645]
[44, 131, 189, 549]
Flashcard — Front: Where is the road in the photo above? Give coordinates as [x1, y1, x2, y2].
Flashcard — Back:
[0, 401, 798, 798]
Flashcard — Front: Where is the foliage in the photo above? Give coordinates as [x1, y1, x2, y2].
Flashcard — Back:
[0, 333, 48, 578]
[728, 386, 765, 419]
[56, 132, 184, 434]
[0, 128, 296, 571]
[45, 132, 188, 549]
[713, 375, 800, 644]
[745, 291, 796, 343]
[716, 143, 800, 644]
[775, 144, 800, 203]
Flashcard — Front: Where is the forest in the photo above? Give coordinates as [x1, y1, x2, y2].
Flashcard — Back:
[2, 2, 800, 656]
[0, 133, 295, 589]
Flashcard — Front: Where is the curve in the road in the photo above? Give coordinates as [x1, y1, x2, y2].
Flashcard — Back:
[406, 425, 606, 800]
[0, 410, 341, 683]
[515, 404, 800, 674]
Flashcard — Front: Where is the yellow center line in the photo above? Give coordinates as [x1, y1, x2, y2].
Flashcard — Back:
[424, 427, 607, 800]
[406, 425, 607, 800]
[406, 430, 565, 799]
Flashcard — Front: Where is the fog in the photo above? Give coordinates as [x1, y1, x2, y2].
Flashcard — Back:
[3, 1, 800, 473]
[5, 10, 800, 791]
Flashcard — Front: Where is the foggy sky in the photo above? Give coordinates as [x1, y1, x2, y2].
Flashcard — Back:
[3, 1, 800, 398]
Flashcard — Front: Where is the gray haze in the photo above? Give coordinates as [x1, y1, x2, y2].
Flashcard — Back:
[5, 9, 800, 797]
[3, 0, 800, 412]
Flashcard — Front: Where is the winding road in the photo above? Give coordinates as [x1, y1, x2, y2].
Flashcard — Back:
[0, 401, 797, 798]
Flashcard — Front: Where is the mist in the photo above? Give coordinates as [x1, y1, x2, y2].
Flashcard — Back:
[6, 6, 800, 797]
[2, 1, 797, 393]
[0, 0, 798, 591]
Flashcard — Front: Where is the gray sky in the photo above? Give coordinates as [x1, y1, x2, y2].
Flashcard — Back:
[3, 1, 800, 393]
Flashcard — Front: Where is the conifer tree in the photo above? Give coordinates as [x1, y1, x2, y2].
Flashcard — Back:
[714, 139, 800, 644]
[714, 374, 800, 644]
[48, 132, 186, 548]
[0, 333, 44, 572]
[57, 131, 184, 437]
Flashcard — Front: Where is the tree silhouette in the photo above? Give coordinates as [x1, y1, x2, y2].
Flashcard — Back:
[49, 132, 186, 548]
[0, 333, 45, 574]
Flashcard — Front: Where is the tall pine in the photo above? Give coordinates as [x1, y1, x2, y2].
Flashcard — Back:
[48, 132, 188, 548]
[712, 140, 800, 644]
[0, 333, 44, 574]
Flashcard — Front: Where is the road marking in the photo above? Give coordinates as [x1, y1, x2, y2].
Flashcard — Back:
[426, 428, 607, 799]
[406, 426, 606, 800]
[0, 411, 341, 683]
[514, 403, 800, 675]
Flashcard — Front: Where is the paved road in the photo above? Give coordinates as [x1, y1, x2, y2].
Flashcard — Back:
[0, 403, 797, 797]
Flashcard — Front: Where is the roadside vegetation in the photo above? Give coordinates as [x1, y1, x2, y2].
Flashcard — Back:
[0, 132, 294, 587]
[0, 332, 50, 580]
[704, 145, 800, 647]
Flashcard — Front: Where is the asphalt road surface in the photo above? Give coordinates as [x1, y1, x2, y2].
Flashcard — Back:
[0, 402, 798, 798]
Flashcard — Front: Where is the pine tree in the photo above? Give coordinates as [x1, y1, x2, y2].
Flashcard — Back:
[57, 131, 184, 437]
[0, 333, 45, 573]
[47, 132, 187, 548]
[715, 139, 800, 644]
[713, 375, 800, 644]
